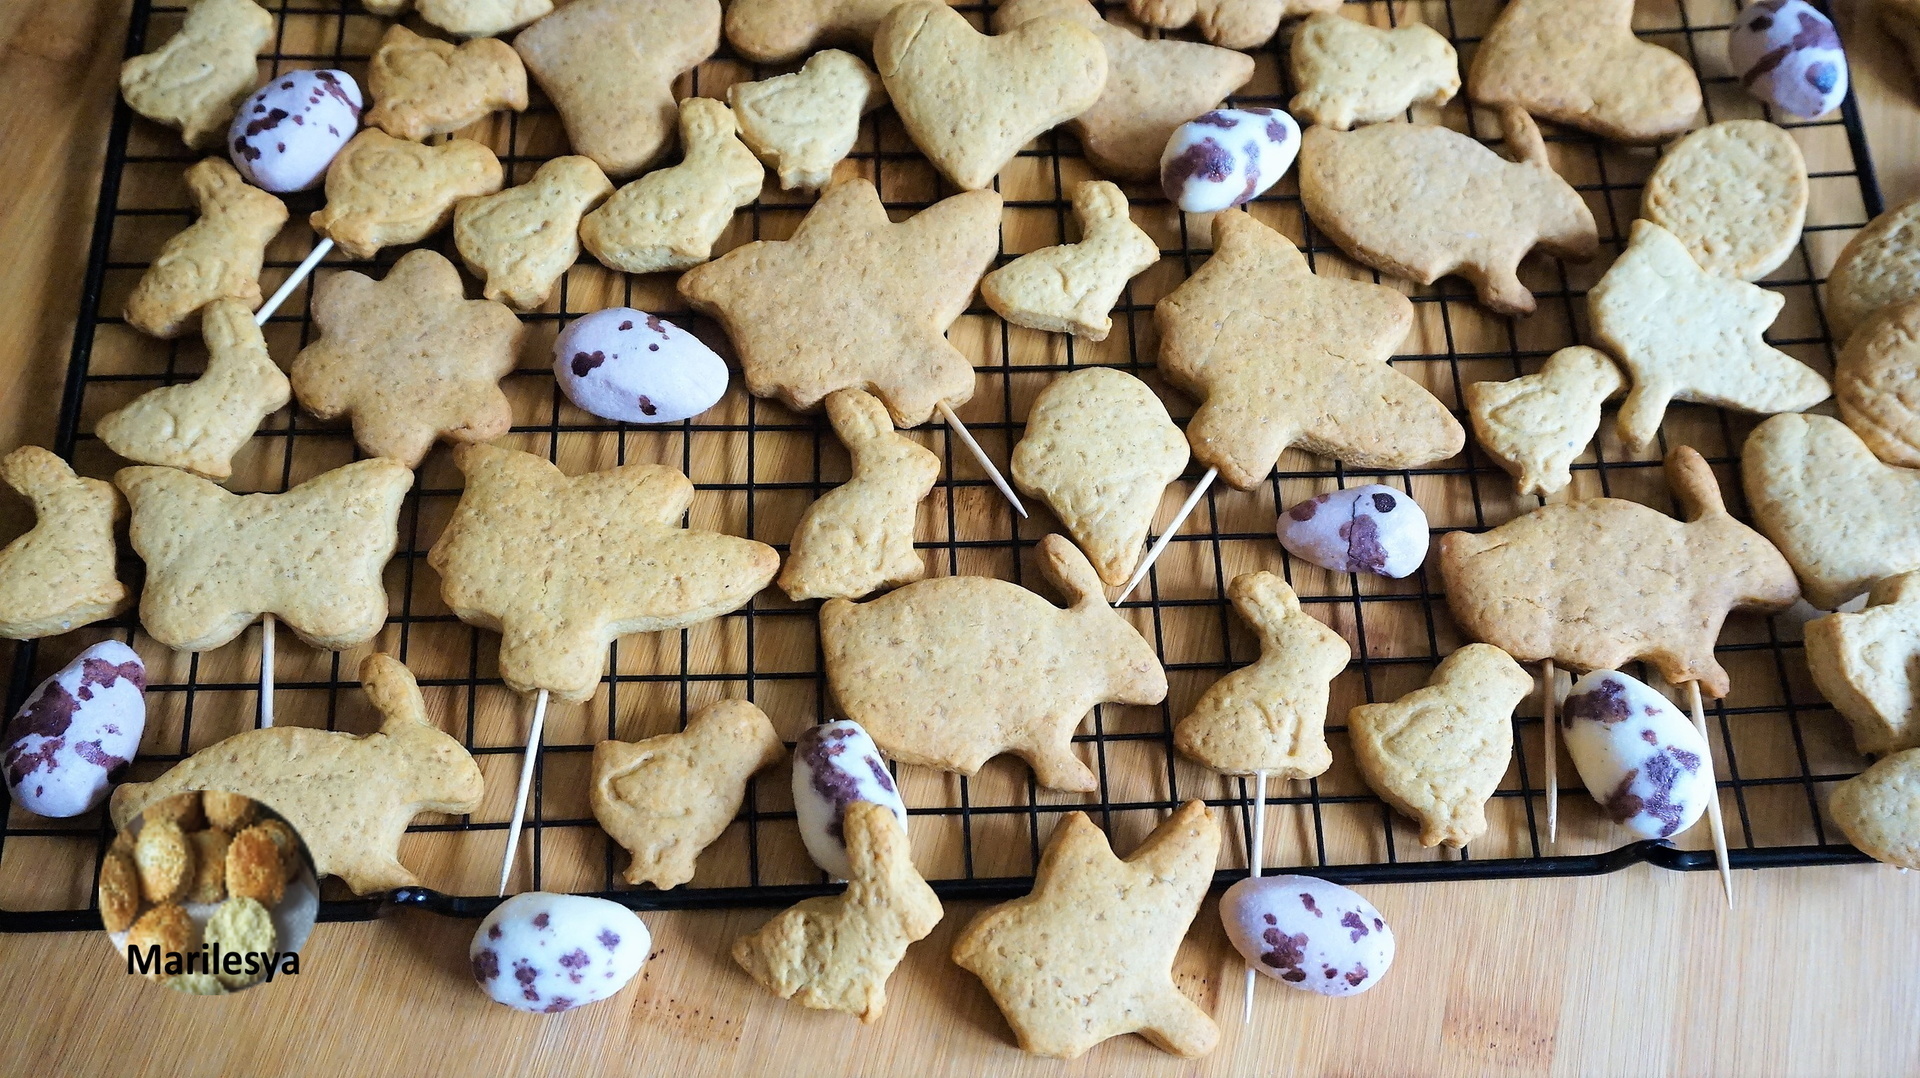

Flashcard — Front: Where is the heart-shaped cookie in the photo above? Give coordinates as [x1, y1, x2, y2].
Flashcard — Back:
[874, 1, 1106, 191]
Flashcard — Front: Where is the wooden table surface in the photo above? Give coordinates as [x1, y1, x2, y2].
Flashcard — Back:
[3, 3, 1919, 1076]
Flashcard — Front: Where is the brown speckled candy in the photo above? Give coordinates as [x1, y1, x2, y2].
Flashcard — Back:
[1220, 875, 1393, 996]
[1276, 484, 1429, 579]
[471, 892, 651, 1013]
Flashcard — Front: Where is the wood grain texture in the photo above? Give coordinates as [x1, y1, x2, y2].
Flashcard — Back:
[1, 2, 1919, 1076]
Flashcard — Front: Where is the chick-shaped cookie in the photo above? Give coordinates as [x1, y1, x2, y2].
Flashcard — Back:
[1592, 221, 1829, 452]
[1156, 210, 1462, 490]
[0, 448, 129, 640]
[111, 654, 484, 894]
[680, 178, 1002, 427]
[779, 389, 939, 602]
[591, 699, 786, 888]
[429, 444, 781, 702]
[1348, 644, 1532, 848]
[1468, 0, 1701, 144]
[724, 0, 910, 63]
[953, 800, 1220, 1059]
[1127, 0, 1336, 50]
[873, 1, 1107, 192]
[1830, 747, 1920, 869]
[1465, 346, 1625, 498]
[1441, 446, 1800, 700]
[1173, 572, 1349, 778]
[290, 250, 522, 468]
[733, 801, 941, 1023]
[1299, 107, 1597, 318]
[729, 50, 887, 192]
[820, 534, 1165, 792]
[309, 131, 504, 260]
[1806, 571, 1920, 756]
[1289, 13, 1458, 131]
[119, 0, 274, 149]
[454, 156, 613, 311]
[579, 98, 765, 275]
[982, 181, 1159, 342]
[117, 458, 413, 651]
[125, 158, 288, 339]
[365, 24, 529, 142]
[1010, 368, 1188, 587]
[98, 298, 290, 482]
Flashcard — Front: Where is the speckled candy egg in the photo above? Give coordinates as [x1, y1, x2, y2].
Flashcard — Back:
[228, 69, 363, 193]
[553, 308, 730, 424]
[1159, 108, 1300, 214]
[792, 720, 909, 880]
[1276, 484, 1429, 578]
[1728, 0, 1848, 119]
[1561, 669, 1713, 841]
[1221, 875, 1393, 997]
[3, 641, 146, 818]
[470, 892, 650, 1013]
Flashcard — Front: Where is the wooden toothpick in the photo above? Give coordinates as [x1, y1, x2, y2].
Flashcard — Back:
[1543, 659, 1557, 844]
[936, 400, 1026, 518]
[1683, 679, 1733, 908]
[1114, 466, 1217, 605]
[1242, 768, 1268, 1025]
[497, 688, 551, 897]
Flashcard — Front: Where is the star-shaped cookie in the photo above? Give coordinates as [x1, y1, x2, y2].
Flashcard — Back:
[427, 444, 781, 702]
[1156, 211, 1462, 490]
[679, 178, 1001, 428]
[952, 800, 1221, 1059]
[290, 250, 522, 469]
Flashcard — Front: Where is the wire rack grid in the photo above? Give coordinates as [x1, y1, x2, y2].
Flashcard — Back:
[0, 0, 1884, 932]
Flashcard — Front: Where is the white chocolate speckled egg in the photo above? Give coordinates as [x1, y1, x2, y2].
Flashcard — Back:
[553, 307, 730, 424]
[1221, 874, 1394, 996]
[1159, 108, 1300, 214]
[1728, 1, 1848, 119]
[4, 641, 146, 818]
[1276, 484, 1429, 578]
[228, 69, 363, 193]
[1561, 669, 1713, 841]
[791, 720, 909, 880]
[470, 892, 650, 1013]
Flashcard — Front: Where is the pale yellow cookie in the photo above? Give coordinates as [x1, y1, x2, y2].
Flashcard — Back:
[1467, 0, 1701, 144]
[1836, 296, 1920, 467]
[1806, 572, 1920, 756]
[724, 0, 910, 64]
[416, 0, 551, 38]
[1465, 346, 1625, 498]
[579, 97, 764, 275]
[454, 156, 612, 311]
[1289, 13, 1458, 131]
[1641, 120, 1808, 282]
[779, 389, 939, 602]
[309, 130, 503, 260]
[365, 24, 528, 142]
[1009, 367, 1188, 587]
[0, 447, 129, 641]
[1127, 0, 1337, 50]
[124, 158, 287, 339]
[728, 50, 885, 192]
[1830, 747, 1920, 869]
[1828, 196, 1920, 343]
[119, 0, 274, 149]
[1348, 644, 1532, 848]
[981, 180, 1158, 342]
[205, 896, 276, 989]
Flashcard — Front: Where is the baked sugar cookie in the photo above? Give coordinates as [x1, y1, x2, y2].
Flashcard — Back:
[1829, 197, 1920, 343]
[1837, 297, 1920, 467]
[365, 24, 528, 142]
[579, 98, 764, 275]
[0, 448, 129, 640]
[1289, 13, 1458, 131]
[1830, 748, 1920, 869]
[1806, 572, 1920, 756]
[1641, 120, 1808, 282]
[309, 131, 503, 259]
[125, 158, 287, 339]
[729, 50, 886, 192]
[1467, 0, 1701, 143]
[1465, 346, 1625, 498]
[982, 181, 1158, 342]
[120, 0, 274, 149]
[453, 156, 613, 311]
[1127, 0, 1337, 50]
[724, 0, 910, 65]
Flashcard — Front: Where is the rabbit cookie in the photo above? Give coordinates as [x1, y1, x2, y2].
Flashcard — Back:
[592, 700, 785, 888]
[733, 802, 942, 1023]
[1010, 368, 1188, 587]
[428, 444, 780, 702]
[579, 98, 765, 275]
[1806, 572, 1920, 756]
[455, 156, 613, 311]
[117, 458, 413, 651]
[1288, 13, 1458, 131]
[729, 50, 886, 192]
[0, 448, 129, 640]
[1441, 446, 1800, 700]
[98, 298, 291, 481]
[1468, 0, 1701, 143]
[982, 181, 1159, 342]
[1299, 107, 1597, 318]
[365, 24, 528, 142]
[1590, 220, 1829, 452]
[1126, 0, 1336, 50]
[120, 0, 274, 149]
[1465, 346, 1625, 498]
[125, 158, 287, 339]
[820, 534, 1165, 792]
[111, 654, 483, 894]
[780, 389, 939, 602]
[1173, 572, 1349, 778]
[1348, 644, 1532, 848]
[310, 131, 503, 259]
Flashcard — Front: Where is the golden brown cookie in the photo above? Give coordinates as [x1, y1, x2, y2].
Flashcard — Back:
[201, 791, 256, 832]
[416, 0, 551, 38]
[428, 444, 781, 702]
[119, 0, 274, 148]
[724, 0, 909, 63]
[514, 0, 721, 178]
[117, 457, 412, 652]
[820, 533, 1165, 792]
[225, 825, 286, 906]
[679, 178, 1001, 428]
[729, 50, 886, 192]
[126, 904, 197, 980]
[142, 792, 208, 832]
[289, 250, 521, 468]
[1828, 196, 1920, 343]
[1641, 120, 1808, 282]
[579, 97, 765, 275]
[205, 895, 276, 989]
[952, 801, 1221, 1059]
[1173, 572, 1349, 778]
[134, 818, 194, 904]
[733, 801, 941, 1023]
[1465, 346, 1625, 498]
[1348, 644, 1532, 848]
[187, 828, 231, 904]
[1009, 368, 1188, 587]
[1155, 210, 1461, 490]
[1299, 107, 1596, 317]
[591, 700, 785, 889]
[111, 654, 483, 894]
[453, 156, 611, 312]
[873, 2, 1106, 192]
[981, 180, 1159, 341]
[98, 298, 291, 482]
[1466, 0, 1701, 144]
[1442, 446, 1801, 700]
[98, 847, 142, 934]
[1288, 12, 1458, 131]
[124, 158, 287, 339]
[778, 389, 939, 602]
[249, 817, 303, 877]
[309, 130, 503, 259]
[365, 24, 528, 142]
[0, 447, 129, 641]
[993, 0, 1253, 181]
[1836, 297, 1920, 468]
[1126, 0, 1336, 50]
[1805, 571, 1920, 755]
[1830, 747, 1920, 869]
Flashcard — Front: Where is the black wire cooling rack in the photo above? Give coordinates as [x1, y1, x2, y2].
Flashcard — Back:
[0, 0, 1885, 931]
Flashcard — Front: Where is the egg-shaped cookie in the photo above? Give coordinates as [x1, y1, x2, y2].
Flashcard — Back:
[1641, 120, 1807, 281]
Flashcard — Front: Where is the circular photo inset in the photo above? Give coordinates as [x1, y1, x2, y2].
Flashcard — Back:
[101, 791, 318, 995]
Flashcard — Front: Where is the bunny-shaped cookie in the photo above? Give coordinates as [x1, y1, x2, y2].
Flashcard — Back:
[981, 181, 1158, 341]
[125, 158, 288, 339]
[580, 98, 765, 275]
[780, 389, 939, 602]
[0, 448, 130, 640]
